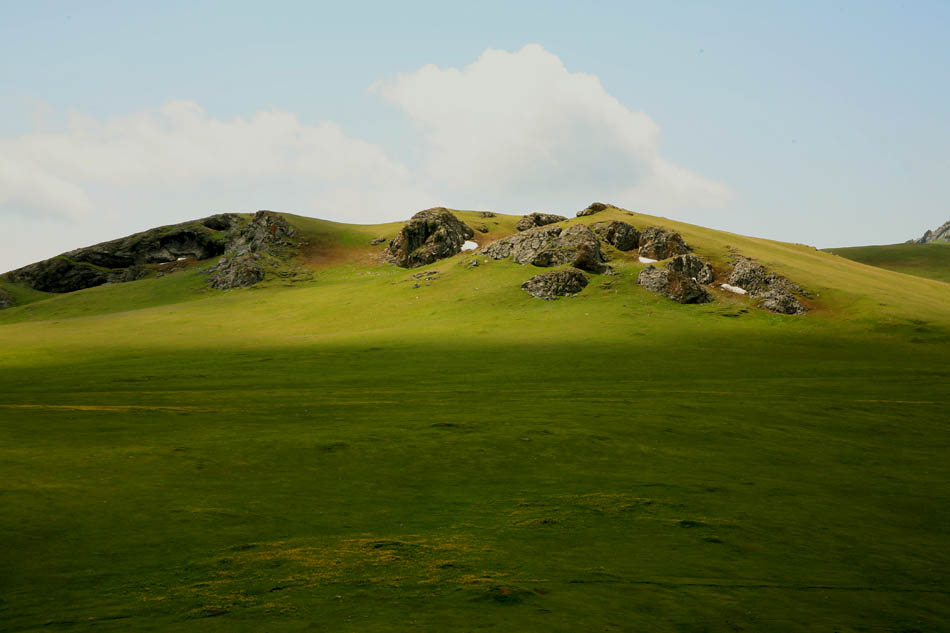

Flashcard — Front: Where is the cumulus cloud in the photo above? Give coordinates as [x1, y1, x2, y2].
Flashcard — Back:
[0, 101, 434, 224]
[373, 44, 730, 213]
[0, 45, 730, 271]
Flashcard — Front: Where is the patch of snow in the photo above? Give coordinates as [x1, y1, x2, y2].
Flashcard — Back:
[638, 256, 657, 264]
[177, 257, 187, 261]
[461, 240, 478, 251]
[721, 283, 747, 295]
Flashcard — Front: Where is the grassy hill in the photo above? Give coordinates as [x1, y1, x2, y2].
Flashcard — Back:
[1, 208, 949, 632]
[824, 242, 950, 283]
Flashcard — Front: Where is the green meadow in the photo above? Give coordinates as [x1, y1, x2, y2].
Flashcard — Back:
[2, 209, 949, 632]
[825, 242, 950, 283]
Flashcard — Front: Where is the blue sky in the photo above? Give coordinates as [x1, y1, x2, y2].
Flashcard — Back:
[1, 1, 948, 271]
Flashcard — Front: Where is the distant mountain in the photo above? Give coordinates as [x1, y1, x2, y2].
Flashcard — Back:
[910, 220, 950, 244]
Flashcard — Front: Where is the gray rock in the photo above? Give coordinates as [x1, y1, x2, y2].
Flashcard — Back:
[726, 256, 809, 313]
[516, 212, 567, 232]
[637, 265, 712, 304]
[370, 237, 386, 245]
[576, 202, 608, 217]
[4, 212, 245, 293]
[482, 224, 606, 273]
[667, 254, 715, 285]
[479, 211, 496, 218]
[727, 257, 770, 294]
[638, 226, 691, 260]
[206, 211, 300, 289]
[521, 268, 589, 300]
[759, 289, 807, 315]
[0, 287, 14, 309]
[591, 221, 639, 251]
[207, 254, 266, 290]
[482, 225, 563, 263]
[912, 220, 950, 244]
[387, 208, 475, 268]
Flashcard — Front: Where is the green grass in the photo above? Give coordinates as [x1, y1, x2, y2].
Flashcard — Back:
[1, 209, 949, 631]
[824, 242, 950, 283]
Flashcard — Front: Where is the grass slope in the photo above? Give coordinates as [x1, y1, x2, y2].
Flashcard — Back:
[1, 209, 949, 632]
[825, 242, 950, 283]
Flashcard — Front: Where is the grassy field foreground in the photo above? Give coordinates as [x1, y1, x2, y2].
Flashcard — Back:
[1, 210, 949, 631]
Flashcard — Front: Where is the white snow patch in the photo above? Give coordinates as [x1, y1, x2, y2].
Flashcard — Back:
[638, 256, 657, 264]
[176, 257, 187, 261]
[721, 283, 747, 295]
[461, 240, 478, 251]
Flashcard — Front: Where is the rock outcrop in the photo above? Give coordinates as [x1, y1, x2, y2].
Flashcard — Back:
[638, 266, 712, 304]
[727, 256, 808, 314]
[387, 208, 475, 268]
[638, 227, 691, 260]
[591, 221, 639, 251]
[516, 212, 567, 232]
[206, 211, 299, 289]
[911, 221, 950, 244]
[667, 254, 715, 285]
[576, 202, 608, 217]
[0, 287, 14, 309]
[4, 213, 248, 293]
[521, 269, 589, 300]
[482, 224, 606, 273]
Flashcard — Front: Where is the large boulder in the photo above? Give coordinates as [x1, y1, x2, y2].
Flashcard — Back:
[759, 289, 807, 315]
[0, 287, 14, 309]
[637, 265, 712, 304]
[912, 220, 950, 244]
[521, 269, 589, 300]
[667, 254, 715, 285]
[591, 221, 639, 251]
[387, 208, 475, 268]
[482, 224, 606, 273]
[576, 202, 608, 217]
[638, 226, 691, 260]
[727, 257, 770, 294]
[516, 212, 567, 232]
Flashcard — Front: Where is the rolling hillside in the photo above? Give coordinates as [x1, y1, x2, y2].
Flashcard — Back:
[825, 242, 950, 283]
[1, 207, 949, 632]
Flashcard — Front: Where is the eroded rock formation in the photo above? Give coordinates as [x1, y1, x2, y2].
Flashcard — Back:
[521, 269, 589, 300]
[637, 227, 691, 260]
[387, 208, 475, 268]
[516, 213, 567, 232]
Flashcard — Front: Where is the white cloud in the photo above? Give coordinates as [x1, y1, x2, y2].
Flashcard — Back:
[372, 44, 730, 213]
[0, 45, 730, 272]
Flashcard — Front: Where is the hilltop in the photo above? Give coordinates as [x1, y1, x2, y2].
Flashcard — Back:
[1, 204, 949, 632]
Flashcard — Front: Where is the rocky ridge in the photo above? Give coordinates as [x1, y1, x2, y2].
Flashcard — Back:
[482, 224, 606, 273]
[3, 211, 301, 294]
[911, 221, 950, 244]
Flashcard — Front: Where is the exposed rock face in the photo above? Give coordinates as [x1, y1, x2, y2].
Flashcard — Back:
[759, 289, 807, 315]
[4, 213, 244, 293]
[727, 256, 808, 314]
[667, 254, 715, 285]
[591, 221, 639, 251]
[576, 202, 608, 217]
[912, 221, 950, 244]
[638, 227, 691, 260]
[516, 212, 567, 232]
[206, 211, 300, 289]
[370, 237, 386, 245]
[0, 287, 14, 309]
[521, 269, 589, 300]
[637, 265, 712, 304]
[387, 208, 475, 268]
[482, 224, 606, 273]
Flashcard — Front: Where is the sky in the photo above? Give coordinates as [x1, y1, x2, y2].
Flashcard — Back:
[1, 0, 949, 272]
